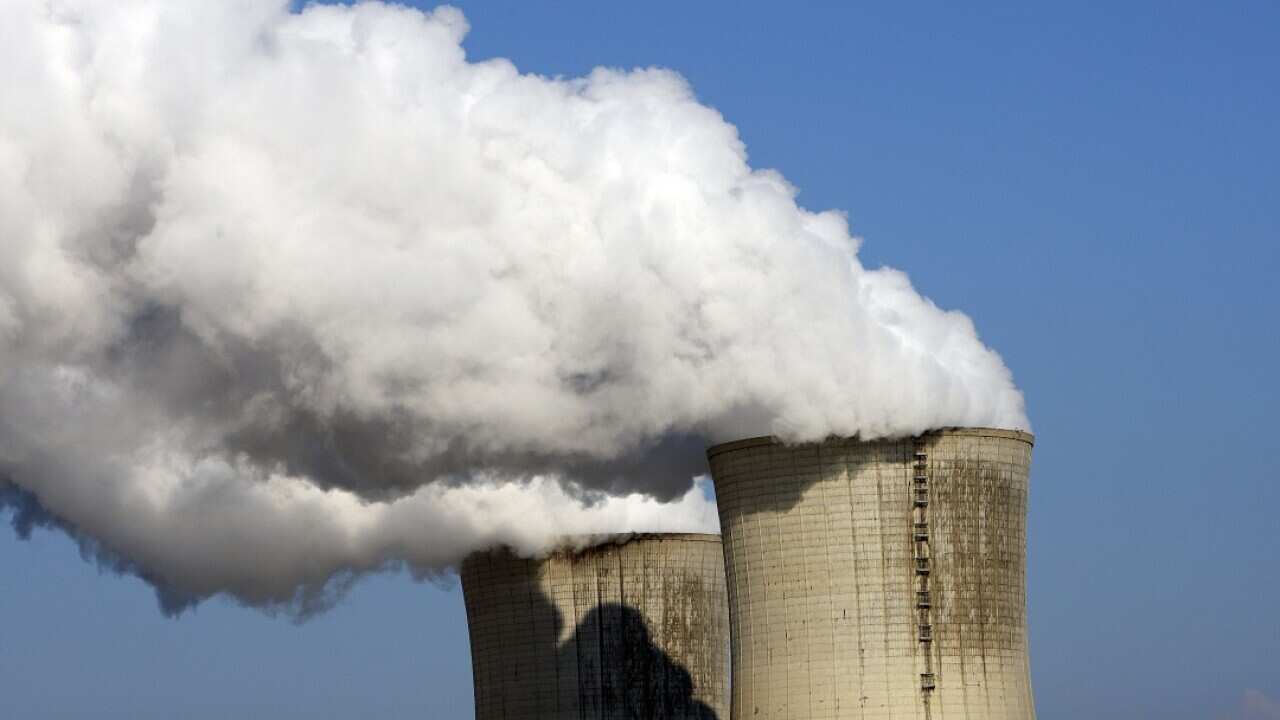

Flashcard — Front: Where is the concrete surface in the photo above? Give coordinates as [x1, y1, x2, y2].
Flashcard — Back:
[461, 533, 730, 719]
[708, 428, 1036, 720]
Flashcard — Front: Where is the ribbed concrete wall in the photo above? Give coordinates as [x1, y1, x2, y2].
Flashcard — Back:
[708, 428, 1035, 720]
[461, 533, 730, 719]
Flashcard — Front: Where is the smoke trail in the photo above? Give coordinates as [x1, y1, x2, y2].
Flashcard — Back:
[0, 0, 1026, 613]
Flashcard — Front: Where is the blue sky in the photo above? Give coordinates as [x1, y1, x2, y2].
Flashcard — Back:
[3, 2, 1278, 718]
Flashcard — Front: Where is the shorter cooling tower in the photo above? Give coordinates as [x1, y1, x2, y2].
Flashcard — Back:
[461, 533, 729, 720]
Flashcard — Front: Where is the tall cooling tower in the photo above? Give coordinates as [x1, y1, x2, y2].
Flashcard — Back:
[461, 533, 730, 719]
[708, 428, 1035, 720]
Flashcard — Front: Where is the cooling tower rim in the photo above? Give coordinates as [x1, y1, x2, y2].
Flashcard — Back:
[463, 532, 722, 566]
[587, 531, 721, 544]
[706, 426, 1034, 460]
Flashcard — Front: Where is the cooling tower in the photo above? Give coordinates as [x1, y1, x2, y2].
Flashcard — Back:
[708, 428, 1035, 720]
[461, 533, 730, 719]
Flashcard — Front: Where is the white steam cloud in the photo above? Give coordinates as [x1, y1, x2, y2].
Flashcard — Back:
[0, 0, 1026, 614]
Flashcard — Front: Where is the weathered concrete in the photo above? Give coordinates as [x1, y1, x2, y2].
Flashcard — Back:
[461, 533, 730, 719]
[708, 428, 1036, 720]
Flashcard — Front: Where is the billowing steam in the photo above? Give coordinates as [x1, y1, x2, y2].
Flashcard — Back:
[0, 0, 1027, 614]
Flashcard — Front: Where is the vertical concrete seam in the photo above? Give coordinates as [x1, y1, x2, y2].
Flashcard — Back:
[819, 442, 841, 717]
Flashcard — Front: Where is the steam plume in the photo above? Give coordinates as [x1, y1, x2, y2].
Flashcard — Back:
[0, 0, 1027, 613]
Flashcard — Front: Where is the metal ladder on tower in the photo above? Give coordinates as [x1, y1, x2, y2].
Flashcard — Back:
[913, 440, 936, 709]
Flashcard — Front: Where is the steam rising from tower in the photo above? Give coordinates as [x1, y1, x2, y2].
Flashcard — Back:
[0, 0, 1026, 613]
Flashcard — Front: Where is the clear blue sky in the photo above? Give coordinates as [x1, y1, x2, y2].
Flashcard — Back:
[4, 2, 1278, 718]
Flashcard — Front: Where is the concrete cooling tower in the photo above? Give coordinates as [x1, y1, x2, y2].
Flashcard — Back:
[461, 533, 730, 719]
[708, 428, 1035, 720]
